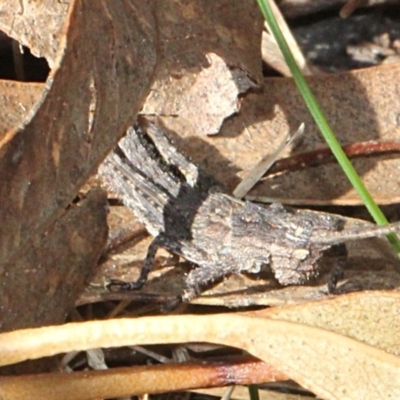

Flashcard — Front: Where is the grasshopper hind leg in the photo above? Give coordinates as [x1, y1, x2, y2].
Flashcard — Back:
[107, 234, 170, 291]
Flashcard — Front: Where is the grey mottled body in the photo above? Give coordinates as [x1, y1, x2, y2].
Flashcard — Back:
[99, 120, 399, 300]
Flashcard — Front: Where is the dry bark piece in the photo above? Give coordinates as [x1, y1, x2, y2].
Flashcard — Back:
[0, 0, 70, 67]
[144, 52, 257, 135]
[141, 0, 263, 135]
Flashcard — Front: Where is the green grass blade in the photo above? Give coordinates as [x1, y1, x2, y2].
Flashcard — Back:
[248, 384, 260, 400]
[256, 0, 400, 254]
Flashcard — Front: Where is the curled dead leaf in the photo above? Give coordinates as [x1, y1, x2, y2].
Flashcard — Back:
[141, 0, 263, 135]
[1, 292, 400, 399]
[158, 63, 400, 205]
[0, 0, 157, 333]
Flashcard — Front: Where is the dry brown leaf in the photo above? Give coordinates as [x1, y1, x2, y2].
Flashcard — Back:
[4, 293, 400, 397]
[250, 290, 400, 356]
[0, 187, 108, 332]
[141, 0, 263, 135]
[158, 63, 400, 205]
[0, 0, 157, 333]
[0, 81, 43, 134]
[1, 300, 400, 399]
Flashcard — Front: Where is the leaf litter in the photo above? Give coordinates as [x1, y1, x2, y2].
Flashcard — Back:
[1, 0, 400, 399]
